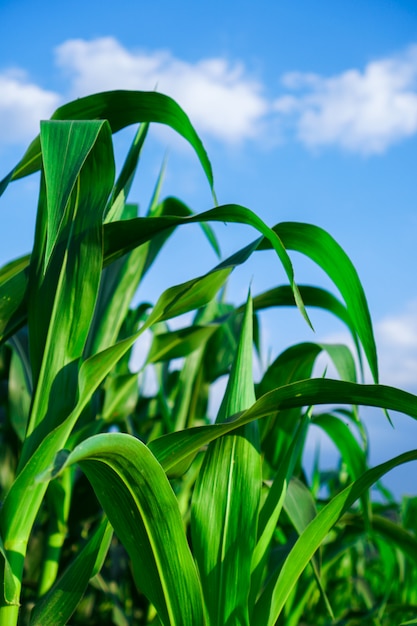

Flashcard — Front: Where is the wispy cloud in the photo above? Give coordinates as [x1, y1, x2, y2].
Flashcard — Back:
[55, 37, 268, 143]
[0, 70, 59, 144]
[2, 38, 417, 154]
[275, 45, 417, 154]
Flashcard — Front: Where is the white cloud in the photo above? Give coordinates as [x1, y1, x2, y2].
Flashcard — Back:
[275, 45, 417, 154]
[3, 38, 417, 154]
[0, 70, 60, 143]
[54, 37, 269, 143]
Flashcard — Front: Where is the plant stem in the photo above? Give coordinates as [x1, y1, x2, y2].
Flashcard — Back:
[0, 547, 24, 626]
[0, 603, 20, 626]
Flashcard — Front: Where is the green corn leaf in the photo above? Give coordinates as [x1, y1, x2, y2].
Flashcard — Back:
[284, 478, 318, 553]
[149, 379, 417, 476]
[249, 417, 308, 611]
[318, 342, 357, 382]
[313, 409, 371, 529]
[253, 449, 417, 625]
[166, 299, 231, 432]
[257, 342, 356, 401]
[0, 255, 30, 286]
[251, 284, 350, 324]
[1, 205, 301, 346]
[158, 196, 221, 259]
[45, 433, 204, 626]
[30, 519, 113, 626]
[148, 268, 231, 326]
[250, 284, 364, 376]
[0, 533, 18, 605]
[103, 205, 310, 326]
[0, 262, 233, 564]
[40, 120, 107, 267]
[1, 90, 214, 199]
[22, 119, 115, 462]
[283, 478, 334, 620]
[146, 324, 218, 364]
[259, 222, 378, 382]
[7, 330, 32, 441]
[0, 264, 29, 346]
[101, 373, 139, 422]
[191, 294, 261, 626]
[105, 122, 149, 222]
[257, 343, 323, 398]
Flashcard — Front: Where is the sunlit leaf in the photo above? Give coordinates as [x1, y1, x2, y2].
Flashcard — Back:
[191, 294, 261, 626]
[51, 433, 205, 626]
[253, 449, 417, 625]
[1, 90, 214, 198]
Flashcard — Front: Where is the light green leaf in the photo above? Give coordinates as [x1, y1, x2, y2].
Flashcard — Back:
[0, 264, 29, 346]
[0, 255, 30, 286]
[23, 120, 114, 462]
[2, 90, 214, 198]
[103, 205, 310, 326]
[105, 122, 149, 222]
[0, 533, 18, 605]
[253, 449, 417, 625]
[149, 379, 417, 475]
[7, 330, 32, 441]
[191, 294, 261, 626]
[50, 433, 204, 626]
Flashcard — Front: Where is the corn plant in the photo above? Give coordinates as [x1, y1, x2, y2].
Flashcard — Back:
[1, 90, 417, 625]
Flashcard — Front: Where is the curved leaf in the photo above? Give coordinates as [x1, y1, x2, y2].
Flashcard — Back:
[249, 285, 361, 361]
[258, 222, 378, 382]
[1, 205, 303, 346]
[51, 433, 204, 626]
[1, 90, 214, 198]
[149, 379, 417, 476]
[253, 449, 417, 625]
[23, 120, 115, 461]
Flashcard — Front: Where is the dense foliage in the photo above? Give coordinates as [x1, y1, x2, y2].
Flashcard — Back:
[0, 90, 417, 625]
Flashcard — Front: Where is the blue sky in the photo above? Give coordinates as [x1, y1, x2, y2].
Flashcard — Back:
[1, 0, 417, 494]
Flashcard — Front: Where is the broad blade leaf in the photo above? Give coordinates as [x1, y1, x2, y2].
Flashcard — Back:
[2, 90, 214, 198]
[149, 380, 417, 475]
[50, 433, 204, 626]
[253, 449, 417, 625]
[23, 120, 114, 462]
[191, 295, 261, 626]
